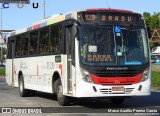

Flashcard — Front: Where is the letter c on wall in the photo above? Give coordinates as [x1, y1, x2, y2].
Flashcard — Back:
[2, 3, 9, 9]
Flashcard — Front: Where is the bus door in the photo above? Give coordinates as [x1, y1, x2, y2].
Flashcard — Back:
[6, 38, 15, 86]
[65, 26, 75, 94]
[11, 39, 15, 85]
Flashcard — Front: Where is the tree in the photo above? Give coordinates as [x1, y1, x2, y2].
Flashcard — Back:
[143, 12, 151, 19]
[143, 12, 160, 29]
[143, 12, 151, 28]
[0, 47, 7, 63]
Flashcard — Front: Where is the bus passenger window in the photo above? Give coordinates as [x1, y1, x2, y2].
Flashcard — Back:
[50, 25, 63, 54]
[30, 31, 38, 55]
[21, 33, 29, 56]
[15, 35, 21, 57]
[39, 27, 49, 54]
[29, 42, 34, 53]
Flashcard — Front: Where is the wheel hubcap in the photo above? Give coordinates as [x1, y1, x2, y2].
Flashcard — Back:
[20, 79, 23, 92]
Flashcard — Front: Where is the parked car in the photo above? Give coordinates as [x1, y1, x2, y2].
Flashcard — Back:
[155, 58, 160, 64]
[151, 46, 160, 63]
[151, 54, 160, 63]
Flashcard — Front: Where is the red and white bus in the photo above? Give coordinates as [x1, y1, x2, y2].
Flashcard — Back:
[6, 8, 151, 106]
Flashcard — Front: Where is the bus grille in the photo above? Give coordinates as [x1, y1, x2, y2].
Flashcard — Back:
[94, 69, 139, 77]
[99, 88, 134, 94]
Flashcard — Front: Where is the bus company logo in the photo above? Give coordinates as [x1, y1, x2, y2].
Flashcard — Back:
[106, 67, 128, 70]
[115, 80, 120, 84]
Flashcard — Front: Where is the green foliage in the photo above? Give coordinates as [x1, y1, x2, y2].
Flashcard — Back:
[143, 12, 151, 18]
[152, 71, 160, 88]
[0, 68, 5, 76]
[150, 42, 160, 50]
[143, 12, 160, 29]
[0, 47, 7, 62]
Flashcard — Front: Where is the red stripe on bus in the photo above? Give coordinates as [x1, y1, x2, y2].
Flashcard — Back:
[86, 8, 133, 13]
[59, 64, 62, 76]
[90, 73, 143, 85]
[33, 24, 40, 29]
[14, 65, 16, 75]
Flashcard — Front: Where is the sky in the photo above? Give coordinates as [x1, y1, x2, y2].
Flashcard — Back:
[1, 0, 160, 30]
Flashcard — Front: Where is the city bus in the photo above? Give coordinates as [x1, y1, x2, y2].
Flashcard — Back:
[6, 8, 151, 106]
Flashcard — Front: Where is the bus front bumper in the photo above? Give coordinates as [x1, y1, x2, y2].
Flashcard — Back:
[76, 79, 151, 97]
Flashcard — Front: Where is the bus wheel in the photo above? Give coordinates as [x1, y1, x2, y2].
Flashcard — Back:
[19, 75, 29, 97]
[29, 90, 37, 96]
[56, 79, 70, 106]
[110, 97, 125, 105]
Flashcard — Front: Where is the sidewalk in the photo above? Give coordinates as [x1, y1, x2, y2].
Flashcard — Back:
[152, 87, 160, 92]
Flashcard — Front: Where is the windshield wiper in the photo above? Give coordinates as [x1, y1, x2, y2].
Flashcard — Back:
[123, 25, 132, 41]
[94, 23, 104, 32]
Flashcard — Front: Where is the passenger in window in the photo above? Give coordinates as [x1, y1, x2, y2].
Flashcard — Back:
[40, 47, 46, 54]
[16, 50, 21, 56]
[40, 47, 44, 54]
[29, 43, 34, 54]
[15, 45, 21, 57]
[49, 43, 53, 53]
[50, 43, 57, 53]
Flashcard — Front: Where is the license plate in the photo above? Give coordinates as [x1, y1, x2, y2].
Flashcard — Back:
[112, 87, 124, 92]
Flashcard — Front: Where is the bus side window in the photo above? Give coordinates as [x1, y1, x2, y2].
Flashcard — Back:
[6, 38, 11, 59]
[21, 33, 29, 56]
[50, 24, 63, 54]
[15, 35, 21, 57]
[39, 27, 49, 55]
[30, 31, 38, 55]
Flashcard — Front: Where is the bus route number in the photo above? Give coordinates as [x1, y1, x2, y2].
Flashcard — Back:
[85, 14, 96, 21]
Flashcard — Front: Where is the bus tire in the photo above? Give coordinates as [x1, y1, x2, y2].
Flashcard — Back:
[110, 97, 125, 105]
[29, 90, 37, 96]
[56, 79, 70, 106]
[19, 75, 29, 97]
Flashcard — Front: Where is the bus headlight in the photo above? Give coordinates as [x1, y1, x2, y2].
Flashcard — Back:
[141, 68, 150, 82]
[81, 68, 94, 83]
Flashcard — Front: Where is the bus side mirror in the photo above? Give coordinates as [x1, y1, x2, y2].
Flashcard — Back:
[147, 27, 151, 39]
[74, 27, 79, 39]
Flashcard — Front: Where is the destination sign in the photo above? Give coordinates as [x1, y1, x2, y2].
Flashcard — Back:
[101, 15, 133, 22]
[79, 12, 141, 24]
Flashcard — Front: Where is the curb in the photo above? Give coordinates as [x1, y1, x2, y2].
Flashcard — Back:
[151, 88, 160, 92]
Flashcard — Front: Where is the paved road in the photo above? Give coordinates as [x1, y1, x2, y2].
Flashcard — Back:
[0, 76, 160, 115]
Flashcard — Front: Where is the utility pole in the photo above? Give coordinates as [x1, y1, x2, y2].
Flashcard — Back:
[159, 13, 160, 24]
[44, 0, 46, 19]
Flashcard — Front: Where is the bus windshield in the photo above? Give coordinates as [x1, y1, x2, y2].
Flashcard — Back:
[79, 25, 149, 66]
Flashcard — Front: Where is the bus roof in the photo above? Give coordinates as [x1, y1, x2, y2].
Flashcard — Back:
[10, 8, 137, 36]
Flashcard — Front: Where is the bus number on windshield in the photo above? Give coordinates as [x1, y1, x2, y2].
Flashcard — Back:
[85, 14, 96, 21]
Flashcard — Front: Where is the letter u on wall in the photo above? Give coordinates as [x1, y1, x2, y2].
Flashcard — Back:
[33, 3, 39, 8]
